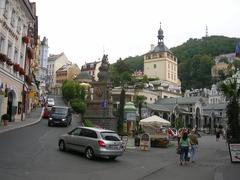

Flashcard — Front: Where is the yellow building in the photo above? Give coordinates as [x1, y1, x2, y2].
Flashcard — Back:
[55, 63, 80, 95]
[144, 24, 181, 87]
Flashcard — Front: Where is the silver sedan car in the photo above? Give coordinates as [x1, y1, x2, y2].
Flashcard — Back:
[58, 127, 124, 160]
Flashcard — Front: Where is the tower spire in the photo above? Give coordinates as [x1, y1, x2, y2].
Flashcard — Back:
[157, 22, 164, 45]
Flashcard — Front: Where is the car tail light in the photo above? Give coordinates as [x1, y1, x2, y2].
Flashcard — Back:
[98, 140, 106, 148]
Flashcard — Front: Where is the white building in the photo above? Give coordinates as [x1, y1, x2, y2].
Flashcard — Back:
[47, 52, 71, 94]
[37, 36, 48, 95]
[0, 0, 36, 121]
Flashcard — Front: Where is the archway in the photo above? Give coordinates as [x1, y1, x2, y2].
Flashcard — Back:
[7, 90, 16, 122]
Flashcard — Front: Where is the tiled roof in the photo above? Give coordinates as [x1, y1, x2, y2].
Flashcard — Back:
[48, 53, 64, 61]
[156, 96, 206, 105]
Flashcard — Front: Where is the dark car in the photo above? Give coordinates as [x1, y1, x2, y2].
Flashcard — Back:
[48, 106, 72, 127]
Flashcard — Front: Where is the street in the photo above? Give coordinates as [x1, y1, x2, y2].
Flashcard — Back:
[0, 96, 238, 180]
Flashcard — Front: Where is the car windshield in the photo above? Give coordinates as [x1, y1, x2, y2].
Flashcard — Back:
[51, 107, 67, 114]
[100, 132, 121, 141]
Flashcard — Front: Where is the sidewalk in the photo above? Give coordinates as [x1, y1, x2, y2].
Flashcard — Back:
[0, 107, 43, 134]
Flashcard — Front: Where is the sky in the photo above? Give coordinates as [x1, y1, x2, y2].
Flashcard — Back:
[33, 0, 240, 66]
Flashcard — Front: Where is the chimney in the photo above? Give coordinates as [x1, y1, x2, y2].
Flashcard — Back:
[150, 44, 155, 51]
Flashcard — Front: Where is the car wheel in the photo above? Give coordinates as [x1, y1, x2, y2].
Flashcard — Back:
[59, 140, 66, 151]
[85, 147, 95, 160]
[109, 156, 117, 160]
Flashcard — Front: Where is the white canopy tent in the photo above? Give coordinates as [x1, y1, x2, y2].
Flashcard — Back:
[139, 115, 171, 127]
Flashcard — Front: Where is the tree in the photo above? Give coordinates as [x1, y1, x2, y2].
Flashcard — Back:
[134, 95, 147, 133]
[220, 78, 240, 142]
[117, 88, 125, 134]
[62, 80, 76, 104]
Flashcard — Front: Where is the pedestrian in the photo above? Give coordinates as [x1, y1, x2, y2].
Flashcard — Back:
[177, 128, 185, 146]
[189, 129, 199, 163]
[179, 131, 191, 165]
[216, 128, 220, 141]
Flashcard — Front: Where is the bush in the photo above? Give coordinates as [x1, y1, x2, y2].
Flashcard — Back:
[70, 99, 86, 114]
[83, 119, 94, 127]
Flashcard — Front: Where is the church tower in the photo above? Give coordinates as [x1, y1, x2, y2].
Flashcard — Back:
[144, 23, 181, 87]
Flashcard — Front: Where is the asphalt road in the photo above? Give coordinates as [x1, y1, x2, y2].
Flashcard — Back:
[0, 96, 237, 180]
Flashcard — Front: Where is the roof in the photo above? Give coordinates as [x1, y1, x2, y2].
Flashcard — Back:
[156, 96, 206, 105]
[147, 103, 171, 112]
[149, 42, 172, 54]
[56, 63, 72, 72]
[48, 53, 64, 61]
[74, 71, 92, 80]
[203, 103, 226, 110]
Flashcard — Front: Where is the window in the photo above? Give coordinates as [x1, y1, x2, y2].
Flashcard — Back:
[80, 129, 97, 138]
[17, 18, 22, 33]
[14, 48, 18, 62]
[0, 36, 5, 53]
[70, 128, 81, 136]
[7, 42, 12, 58]
[11, 9, 16, 27]
[154, 64, 156, 68]
[20, 54, 23, 67]
[3, 0, 9, 18]
[168, 73, 170, 78]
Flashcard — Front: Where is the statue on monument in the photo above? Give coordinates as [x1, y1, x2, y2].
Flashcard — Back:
[97, 54, 109, 82]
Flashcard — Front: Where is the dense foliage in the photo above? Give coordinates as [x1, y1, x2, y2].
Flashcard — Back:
[62, 80, 87, 120]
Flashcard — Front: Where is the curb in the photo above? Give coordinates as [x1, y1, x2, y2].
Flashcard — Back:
[0, 108, 44, 134]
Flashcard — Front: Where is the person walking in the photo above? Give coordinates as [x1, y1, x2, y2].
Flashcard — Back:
[179, 131, 191, 165]
[189, 129, 199, 163]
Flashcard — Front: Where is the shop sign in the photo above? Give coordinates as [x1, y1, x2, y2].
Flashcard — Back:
[140, 133, 150, 151]
[228, 143, 240, 163]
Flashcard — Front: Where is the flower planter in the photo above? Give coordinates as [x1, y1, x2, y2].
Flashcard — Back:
[6, 58, 14, 66]
[22, 36, 30, 44]
[0, 53, 7, 63]
[1, 114, 9, 126]
[13, 63, 20, 72]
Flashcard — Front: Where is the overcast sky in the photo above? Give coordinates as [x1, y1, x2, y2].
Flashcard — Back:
[33, 0, 240, 66]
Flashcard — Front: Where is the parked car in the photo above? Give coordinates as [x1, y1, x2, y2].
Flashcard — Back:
[48, 106, 72, 127]
[58, 127, 124, 160]
[47, 98, 55, 107]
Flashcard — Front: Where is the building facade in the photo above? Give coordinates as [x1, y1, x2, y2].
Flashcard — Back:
[81, 61, 101, 81]
[0, 0, 37, 122]
[144, 24, 181, 89]
[55, 63, 80, 95]
[36, 36, 48, 95]
[46, 52, 71, 94]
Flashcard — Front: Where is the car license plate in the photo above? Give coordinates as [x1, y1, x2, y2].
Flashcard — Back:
[110, 145, 119, 150]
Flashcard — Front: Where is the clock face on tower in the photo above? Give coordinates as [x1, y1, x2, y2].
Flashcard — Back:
[95, 87, 103, 97]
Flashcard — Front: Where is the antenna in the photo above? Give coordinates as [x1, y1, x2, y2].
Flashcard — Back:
[205, 25, 208, 37]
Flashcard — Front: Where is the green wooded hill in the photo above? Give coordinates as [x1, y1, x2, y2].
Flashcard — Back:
[119, 35, 240, 91]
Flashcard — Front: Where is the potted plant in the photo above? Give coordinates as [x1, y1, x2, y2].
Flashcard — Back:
[1, 114, 9, 126]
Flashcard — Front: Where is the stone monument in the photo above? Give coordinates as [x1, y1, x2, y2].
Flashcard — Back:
[84, 54, 117, 130]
